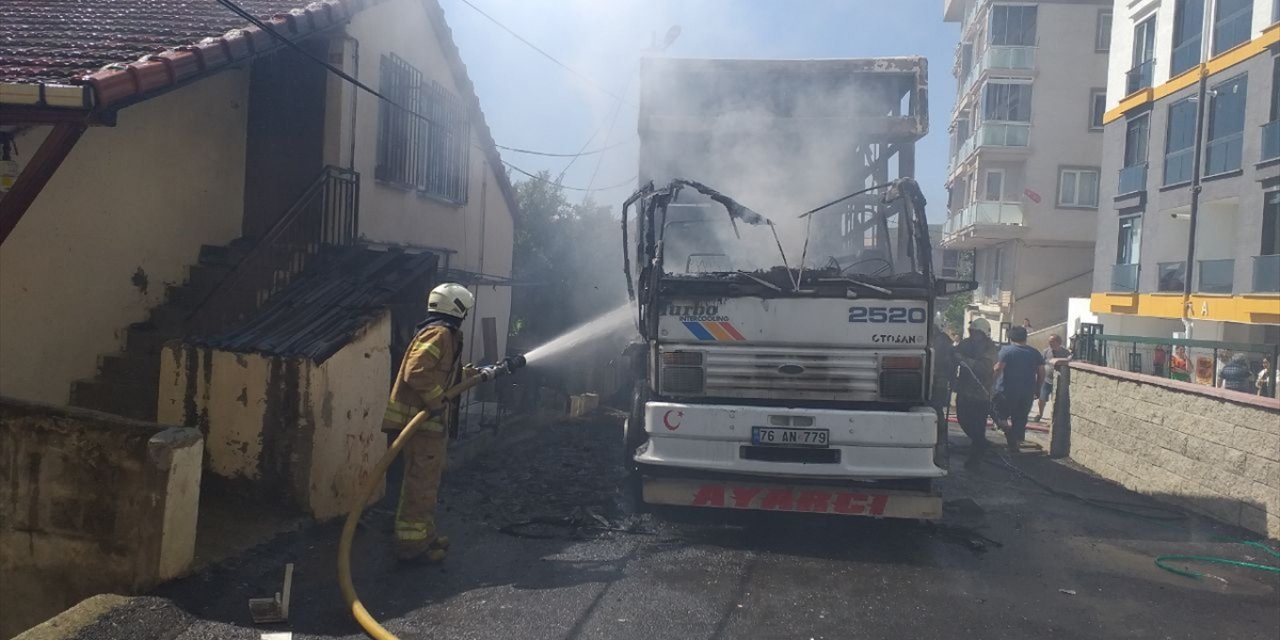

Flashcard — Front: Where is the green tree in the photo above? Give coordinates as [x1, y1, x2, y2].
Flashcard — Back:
[510, 171, 626, 342]
[942, 291, 972, 336]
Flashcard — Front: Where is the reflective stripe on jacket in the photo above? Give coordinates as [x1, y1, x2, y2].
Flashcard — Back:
[383, 324, 463, 433]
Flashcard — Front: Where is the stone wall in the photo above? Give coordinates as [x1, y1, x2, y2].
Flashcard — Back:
[0, 398, 202, 639]
[1066, 362, 1280, 539]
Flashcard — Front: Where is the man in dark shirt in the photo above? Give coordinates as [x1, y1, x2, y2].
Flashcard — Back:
[994, 325, 1044, 453]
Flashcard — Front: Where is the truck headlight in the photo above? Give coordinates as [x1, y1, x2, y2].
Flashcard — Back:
[879, 355, 923, 401]
[660, 350, 704, 395]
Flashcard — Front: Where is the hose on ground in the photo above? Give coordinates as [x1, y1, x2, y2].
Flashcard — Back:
[1155, 537, 1280, 579]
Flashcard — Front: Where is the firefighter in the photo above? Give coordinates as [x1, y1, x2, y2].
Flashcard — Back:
[953, 317, 998, 470]
[383, 282, 477, 563]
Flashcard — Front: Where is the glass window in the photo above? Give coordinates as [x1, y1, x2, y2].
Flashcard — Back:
[1096, 11, 1113, 52]
[1128, 17, 1157, 93]
[984, 170, 1005, 201]
[1124, 114, 1149, 168]
[1117, 215, 1142, 265]
[1262, 192, 1279, 256]
[1205, 74, 1248, 175]
[983, 82, 1033, 122]
[1059, 169, 1100, 208]
[990, 5, 1038, 46]
[1212, 0, 1252, 56]
[1171, 0, 1204, 76]
[376, 54, 471, 203]
[1163, 99, 1197, 185]
[1090, 90, 1107, 130]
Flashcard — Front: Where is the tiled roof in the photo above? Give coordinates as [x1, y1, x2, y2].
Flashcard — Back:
[1, 0, 369, 108]
[1, 0, 342, 83]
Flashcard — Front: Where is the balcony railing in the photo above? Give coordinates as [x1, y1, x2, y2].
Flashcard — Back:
[944, 201, 1026, 239]
[977, 122, 1030, 148]
[1253, 255, 1280, 292]
[1198, 258, 1235, 294]
[1205, 132, 1244, 175]
[1169, 38, 1201, 77]
[1157, 262, 1185, 292]
[1263, 121, 1280, 163]
[1112, 263, 1139, 292]
[1118, 163, 1148, 195]
[984, 45, 1037, 71]
[1212, 9, 1253, 56]
[1126, 59, 1154, 95]
[1163, 147, 1194, 185]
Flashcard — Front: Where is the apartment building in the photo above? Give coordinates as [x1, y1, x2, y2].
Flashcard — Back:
[1091, 0, 1279, 342]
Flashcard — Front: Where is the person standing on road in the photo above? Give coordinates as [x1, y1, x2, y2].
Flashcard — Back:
[1034, 334, 1070, 422]
[993, 325, 1044, 454]
[382, 283, 477, 563]
[953, 318, 998, 469]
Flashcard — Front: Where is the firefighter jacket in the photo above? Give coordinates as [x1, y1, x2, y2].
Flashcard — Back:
[383, 322, 463, 434]
[953, 335, 997, 401]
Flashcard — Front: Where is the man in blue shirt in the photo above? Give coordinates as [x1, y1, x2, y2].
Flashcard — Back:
[994, 325, 1044, 453]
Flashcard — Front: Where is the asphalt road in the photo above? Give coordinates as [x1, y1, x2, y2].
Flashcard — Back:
[67, 413, 1278, 640]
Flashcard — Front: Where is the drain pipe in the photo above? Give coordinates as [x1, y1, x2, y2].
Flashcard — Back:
[1181, 67, 1208, 338]
[344, 34, 360, 171]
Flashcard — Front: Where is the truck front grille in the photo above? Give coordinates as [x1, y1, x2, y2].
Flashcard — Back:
[700, 345, 881, 402]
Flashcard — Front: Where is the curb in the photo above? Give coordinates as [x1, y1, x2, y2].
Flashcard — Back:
[12, 594, 133, 640]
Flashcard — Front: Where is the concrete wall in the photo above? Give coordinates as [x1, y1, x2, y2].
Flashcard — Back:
[157, 313, 390, 519]
[1066, 362, 1280, 539]
[0, 398, 202, 639]
[333, 0, 515, 361]
[0, 71, 250, 406]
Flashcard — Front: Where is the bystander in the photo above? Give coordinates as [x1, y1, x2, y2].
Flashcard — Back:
[993, 325, 1044, 453]
[1035, 334, 1070, 422]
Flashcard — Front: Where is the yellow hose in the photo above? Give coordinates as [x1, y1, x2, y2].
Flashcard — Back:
[337, 375, 488, 639]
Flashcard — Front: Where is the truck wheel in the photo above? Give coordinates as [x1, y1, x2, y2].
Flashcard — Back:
[624, 381, 649, 469]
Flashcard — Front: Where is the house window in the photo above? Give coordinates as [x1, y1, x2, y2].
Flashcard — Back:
[1096, 10, 1113, 52]
[1171, 0, 1204, 76]
[989, 5, 1038, 46]
[1089, 89, 1107, 130]
[1117, 215, 1142, 265]
[1058, 168, 1099, 208]
[1263, 192, 1279, 256]
[1204, 74, 1248, 176]
[984, 169, 1005, 201]
[983, 82, 1033, 122]
[1128, 17, 1156, 94]
[376, 53, 471, 203]
[1163, 98, 1197, 185]
[1124, 114, 1149, 168]
[1212, 0, 1252, 56]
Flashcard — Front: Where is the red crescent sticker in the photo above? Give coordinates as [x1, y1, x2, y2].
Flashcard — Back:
[663, 410, 683, 431]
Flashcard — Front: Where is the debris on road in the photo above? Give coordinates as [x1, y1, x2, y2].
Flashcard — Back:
[247, 563, 293, 624]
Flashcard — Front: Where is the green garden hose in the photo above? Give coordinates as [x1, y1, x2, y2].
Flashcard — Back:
[1154, 538, 1280, 579]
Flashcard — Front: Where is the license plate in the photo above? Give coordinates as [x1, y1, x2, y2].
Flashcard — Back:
[751, 426, 829, 447]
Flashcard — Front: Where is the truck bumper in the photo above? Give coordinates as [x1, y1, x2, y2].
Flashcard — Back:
[636, 401, 944, 480]
[642, 476, 942, 520]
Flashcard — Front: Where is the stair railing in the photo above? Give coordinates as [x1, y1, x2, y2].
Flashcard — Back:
[187, 165, 360, 336]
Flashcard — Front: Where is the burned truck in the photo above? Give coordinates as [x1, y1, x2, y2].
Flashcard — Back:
[620, 57, 975, 519]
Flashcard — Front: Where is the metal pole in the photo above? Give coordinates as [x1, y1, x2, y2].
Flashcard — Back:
[1182, 68, 1209, 337]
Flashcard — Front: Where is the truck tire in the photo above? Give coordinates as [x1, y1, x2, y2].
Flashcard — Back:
[624, 381, 649, 469]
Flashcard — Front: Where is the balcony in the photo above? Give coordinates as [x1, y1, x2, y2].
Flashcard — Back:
[1112, 264, 1139, 292]
[947, 123, 1030, 179]
[1198, 259, 1235, 294]
[1157, 262, 1185, 292]
[1253, 255, 1280, 292]
[984, 45, 1036, 71]
[1263, 121, 1280, 163]
[941, 201, 1026, 249]
[1205, 132, 1244, 175]
[1126, 60, 1154, 95]
[1118, 163, 1148, 196]
[1169, 38, 1201, 77]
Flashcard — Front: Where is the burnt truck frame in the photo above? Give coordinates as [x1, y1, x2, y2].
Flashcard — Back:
[617, 57, 976, 518]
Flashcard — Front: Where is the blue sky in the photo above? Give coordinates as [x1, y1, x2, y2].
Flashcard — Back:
[441, 0, 960, 222]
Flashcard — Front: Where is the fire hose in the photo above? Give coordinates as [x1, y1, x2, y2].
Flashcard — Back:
[337, 355, 526, 640]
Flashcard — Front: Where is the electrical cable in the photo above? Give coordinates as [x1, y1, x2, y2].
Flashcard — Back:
[495, 139, 631, 157]
[214, 0, 630, 184]
[453, 0, 634, 106]
[503, 161, 636, 192]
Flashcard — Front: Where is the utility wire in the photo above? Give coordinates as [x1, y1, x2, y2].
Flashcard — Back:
[214, 0, 632, 193]
[453, 0, 634, 106]
[503, 161, 636, 193]
[495, 139, 631, 157]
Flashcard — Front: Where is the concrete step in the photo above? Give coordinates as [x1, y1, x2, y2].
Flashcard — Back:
[126, 324, 174, 356]
[147, 305, 192, 333]
[99, 352, 160, 386]
[69, 378, 158, 422]
[188, 263, 233, 292]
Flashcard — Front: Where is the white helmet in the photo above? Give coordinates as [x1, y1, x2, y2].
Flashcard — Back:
[969, 317, 992, 335]
[427, 283, 474, 319]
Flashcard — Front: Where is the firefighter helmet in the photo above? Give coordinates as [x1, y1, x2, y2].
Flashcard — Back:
[968, 317, 992, 335]
[427, 283, 475, 319]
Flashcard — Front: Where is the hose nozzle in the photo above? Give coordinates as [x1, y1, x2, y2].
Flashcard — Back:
[476, 354, 528, 382]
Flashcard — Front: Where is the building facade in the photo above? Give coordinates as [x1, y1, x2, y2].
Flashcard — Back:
[942, 0, 1112, 335]
[1091, 0, 1278, 342]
